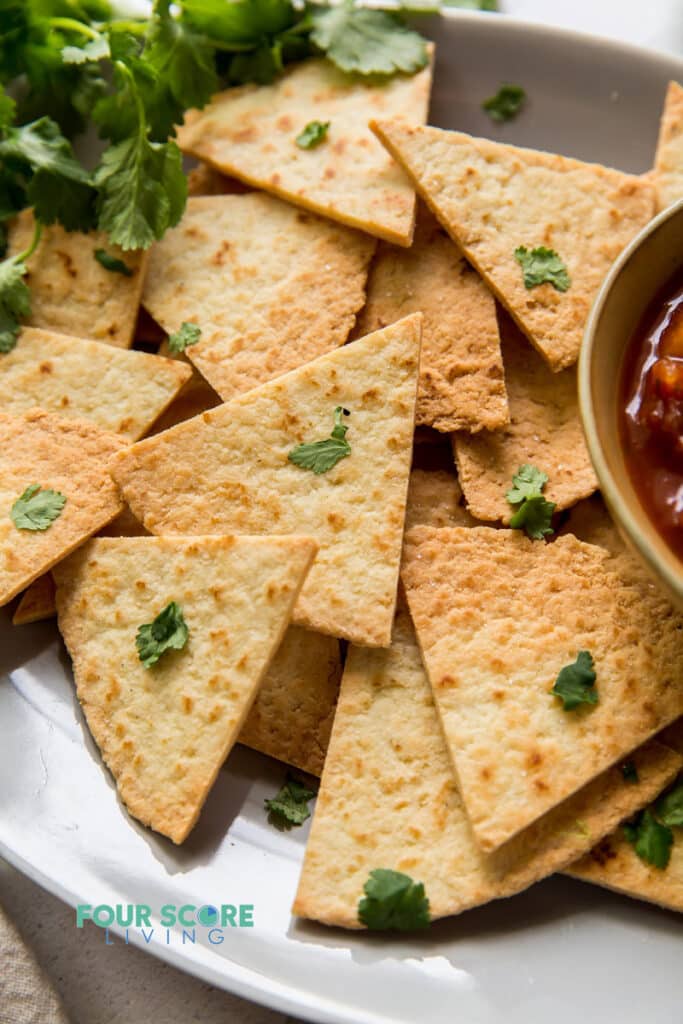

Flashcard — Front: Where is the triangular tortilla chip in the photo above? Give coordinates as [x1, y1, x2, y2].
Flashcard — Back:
[371, 120, 656, 370]
[142, 194, 375, 402]
[239, 626, 341, 776]
[405, 467, 477, 532]
[559, 493, 625, 555]
[566, 720, 683, 913]
[1, 328, 191, 440]
[401, 526, 683, 852]
[9, 211, 147, 349]
[354, 208, 508, 432]
[111, 315, 422, 647]
[187, 162, 251, 197]
[453, 312, 598, 522]
[54, 534, 317, 843]
[12, 571, 56, 626]
[177, 56, 433, 246]
[293, 604, 682, 928]
[0, 409, 124, 607]
[653, 81, 683, 211]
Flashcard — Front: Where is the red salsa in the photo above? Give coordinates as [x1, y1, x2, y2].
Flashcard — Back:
[621, 269, 683, 561]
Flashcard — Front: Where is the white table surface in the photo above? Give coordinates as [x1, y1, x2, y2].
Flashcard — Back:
[2, 3, 682, 1023]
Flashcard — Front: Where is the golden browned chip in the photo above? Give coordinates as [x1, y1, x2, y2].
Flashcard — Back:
[54, 534, 317, 843]
[292, 604, 682, 928]
[239, 626, 341, 776]
[12, 572, 56, 626]
[0, 409, 124, 607]
[111, 315, 421, 648]
[354, 208, 508, 432]
[177, 56, 433, 246]
[558, 493, 625, 554]
[371, 120, 656, 370]
[405, 468, 477, 532]
[653, 80, 683, 211]
[142, 194, 375, 402]
[0, 328, 191, 440]
[9, 212, 147, 348]
[452, 314, 598, 522]
[187, 162, 251, 196]
[401, 526, 683, 852]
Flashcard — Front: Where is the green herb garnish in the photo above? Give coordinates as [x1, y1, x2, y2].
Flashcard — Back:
[506, 464, 556, 540]
[11, 484, 66, 531]
[310, 3, 429, 76]
[135, 601, 189, 668]
[551, 651, 598, 711]
[514, 246, 571, 292]
[168, 321, 202, 354]
[94, 248, 133, 276]
[482, 84, 526, 122]
[296, 120, 330, 150]
[264, 774, 316, 829]
[655, 777, 683, 827]
[288, 406, 351, 475]
[623, 809, 674, 870]
[358, 869, 431, 931]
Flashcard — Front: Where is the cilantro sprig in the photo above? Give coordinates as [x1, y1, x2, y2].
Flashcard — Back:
[506, 464, 556, 540]
[94, 249, 133, 276]
[551, 651, 598, 711]
[358, 869, 431, 931]
[0, 218, 42, 354]
[136, 601, 189, 668]
[296, 120, 330, 149]
[622, 776, 683, 870]
[168, 321, 202, 354]
[288, 406, 352, 475]
[264, 774, 316, 829]
[11, 484, 67, 531]
[514, 246, 571, 293]
[482, 84, 526, 123]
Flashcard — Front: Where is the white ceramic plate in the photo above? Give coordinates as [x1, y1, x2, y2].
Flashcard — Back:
[2, 12, 683, 1024]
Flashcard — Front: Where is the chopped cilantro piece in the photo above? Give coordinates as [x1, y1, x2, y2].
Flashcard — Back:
[310, 4, 428, 76]
[656, 777, 683, 828]
[94, 248, 133, 276]
[624, 809, 673, 869]
[288, 406, 351, 475]
[0, 219, 42, 354]
[514, 246, 571, 293]
[135, 601, 189, 668]
[621, 760, 639, 784]
[506, 464, 555, 540]
[11, 484, 66, 531]
[358, 869, 431, 931]
[483, 83, 526, 122]
[264, 774, 316, 829]
[296, 120, 330, 150]
[551, 651, 598, 711]
[168, 321, 202, 354]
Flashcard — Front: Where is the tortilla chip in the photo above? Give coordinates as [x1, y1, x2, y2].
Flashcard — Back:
[405, 468, 477, 532]
[371, 120, 656, 370]
[187, 162, 251, 196]
[0, 409, 124, 607]
[558, 493, 625, 554]
[452, 313, 598, 522]
[239, 626, 341, 776]
[142, 194, 375, 402]
[0, 328, 191, 440]
[177, 56, 433, 246]
[293, 604, 682, 928]
[353, 208, 508, 432]
[54, 534, 317, 843]
[111, 315, 422, 647]
[401, 526, 683, 852]
[653, 81, 683, 211]
[8, 211, 147, 348]
[12, 572, 56, 626]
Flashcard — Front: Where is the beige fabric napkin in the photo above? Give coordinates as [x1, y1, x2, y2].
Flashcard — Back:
[0, 899, 70, 1024]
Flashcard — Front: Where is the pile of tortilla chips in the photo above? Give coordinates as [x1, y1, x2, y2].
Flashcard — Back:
[2, 51, 682, 927]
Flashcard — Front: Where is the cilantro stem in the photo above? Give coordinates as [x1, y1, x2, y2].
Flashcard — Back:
[15, 220, 42, 265]
[49, 17, 103, 42]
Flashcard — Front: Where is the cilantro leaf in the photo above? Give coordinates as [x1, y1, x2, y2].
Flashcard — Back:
[288, 406, 351, 475]
[94, 249, 133, 276]
[10, 484, 67, 531]
[551, 650, 598, 711]
[358, 869, 431, 931]
[514, 246, 571, 293]
[0, 256, 31, 353]
[621, 760, 639, 784]
[310, 3, 428, 76]
[296, 120, 330, 149]
[264, 774, 316, 829]
[144, 0, 218, 117]
[168, 321, 201, 353]
[655, 777, 683, 828]
[482, 83, 526, 123]
[62, 35, 111, 65]
[506, 463, 555, 539]
[135, 601, 189, 668]
[506, 464, 549, 504]
[624, 809, 673, 869]
[0, 87, 16, 131]
[180, 0, 298, 48]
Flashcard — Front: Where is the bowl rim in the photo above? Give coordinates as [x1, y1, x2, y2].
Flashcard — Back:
[579, 196, 683, 598]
